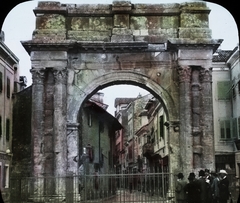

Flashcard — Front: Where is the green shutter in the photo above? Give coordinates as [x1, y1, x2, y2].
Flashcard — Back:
[217, 81, 231, 100]
[232, 118, 237, 138]
[6, 119, 10, 141]
[220, 120, 225, 139]
[7, 77, 10, 98]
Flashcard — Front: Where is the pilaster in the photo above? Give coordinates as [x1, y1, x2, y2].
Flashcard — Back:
[53, 68, 68, 176]
[191, 67, 202, 169]
[30, 68, 45, 177]
[200, 66, 215, 170]
[67, 122, 79, 174]
[177, 65, 193, 175]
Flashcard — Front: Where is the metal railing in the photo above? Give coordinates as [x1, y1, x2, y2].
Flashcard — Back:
[9, 172, 175, 203]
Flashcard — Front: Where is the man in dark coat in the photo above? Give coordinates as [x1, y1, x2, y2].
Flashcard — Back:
[218, 170, 230, 203]
[185, 172, 201, 203]
[175, 172, 188, 203]
[197, 170, 212, 203]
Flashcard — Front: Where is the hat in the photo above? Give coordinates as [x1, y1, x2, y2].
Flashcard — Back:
[219, 169, 227, 174]
[177, 173, 184, 179]
[188, 172, 195, 180]
[199, 170, 205, 176]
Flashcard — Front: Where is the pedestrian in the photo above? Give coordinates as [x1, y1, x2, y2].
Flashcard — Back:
[197, 169, 211, 203]
[185, 172, 201, 203]
[218, 170, 230, 203]
[205, 169, 213, 184]
[175, 172, 187, 203]
[211, 172, 219, 203]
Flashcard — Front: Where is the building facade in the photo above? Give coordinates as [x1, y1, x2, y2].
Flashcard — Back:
[212, 46, 239, 170]
[114, 97, 136, 174]
[0, 30, 26, 199]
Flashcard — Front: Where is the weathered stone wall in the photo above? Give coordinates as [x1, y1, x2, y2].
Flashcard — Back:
[20, 1, 222, 197]
[31, 1, 212, 43]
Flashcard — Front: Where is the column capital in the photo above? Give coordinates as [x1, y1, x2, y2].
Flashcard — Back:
[53, 68, 68, 84]
[30, 69, 45, 85]
[177, 66, 191, 83]
[200, 67, 212, 83]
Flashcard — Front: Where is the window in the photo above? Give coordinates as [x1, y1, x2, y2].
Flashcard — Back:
[217, 81, 231, 100]
[159, 115, 164, 139]
[238, 80, 240, 94]
[232, 85, 236, 98]
[0, 71, 2, 93]
[232, 118, 238, 138]
[88, 113, 92, 127]
[4, 165, 9, 188]
[6, 119, 10, 141]
[7, 77, 10, 98]
[234, 117, 240, 139]
[220, 120, 232, 140]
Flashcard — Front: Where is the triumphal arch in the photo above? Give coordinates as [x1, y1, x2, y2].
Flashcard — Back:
[22, 1, 221, 180]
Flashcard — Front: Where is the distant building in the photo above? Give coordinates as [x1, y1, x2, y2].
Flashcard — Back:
[0, 30, 26, 199]
[212, 45, 240, 198]
[114, 97, 136, 174]
[79, 92, 122, 174]
[78, 92, 122, 199]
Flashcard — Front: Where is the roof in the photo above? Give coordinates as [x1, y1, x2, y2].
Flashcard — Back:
[114, 98, 136, 108]
[84, 100, 123, 130]
[212, 49, 234, 62]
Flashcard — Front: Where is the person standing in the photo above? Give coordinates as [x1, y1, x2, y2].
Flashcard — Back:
[175, 173, 188, 203]
[185, 172, 201, 203]
[218, 170, 230, 203]
[198, 170, 211, 203]
[211, 172, 220, 203]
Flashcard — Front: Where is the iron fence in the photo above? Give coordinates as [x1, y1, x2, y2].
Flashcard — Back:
[9, 172, 175, 203]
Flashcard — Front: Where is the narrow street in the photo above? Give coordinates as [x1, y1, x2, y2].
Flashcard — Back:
[90, 189, 172, 203]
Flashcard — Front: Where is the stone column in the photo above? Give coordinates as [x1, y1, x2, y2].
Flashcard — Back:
[177, 66, 193, 175]
[53, 68, 68, 176]
[191, 68, 203, 169]
[165, 120, 180, 199]
[30, 68, 45, 201]
[200, 67, 215, 170]
[67, 122, 79, 174]
[30, 68, 45, 176]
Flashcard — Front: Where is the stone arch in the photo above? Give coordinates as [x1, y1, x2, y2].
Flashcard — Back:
[68, 70, 178, 124]
[20, 1, 220, 197]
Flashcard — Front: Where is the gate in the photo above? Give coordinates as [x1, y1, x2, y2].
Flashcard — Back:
[9, 172, 175, 203]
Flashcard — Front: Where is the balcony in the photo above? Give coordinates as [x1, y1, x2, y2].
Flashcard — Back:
[142, 143, 154, 158]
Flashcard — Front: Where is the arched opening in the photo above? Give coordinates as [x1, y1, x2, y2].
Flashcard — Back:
[73, 82, 175, 200]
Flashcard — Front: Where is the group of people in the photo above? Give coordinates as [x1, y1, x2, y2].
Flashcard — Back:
[175, 169, 231, 203]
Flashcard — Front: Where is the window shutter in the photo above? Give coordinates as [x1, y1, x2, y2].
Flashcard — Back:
[232, 118, 237, 138]
[217, 81, 231, 100]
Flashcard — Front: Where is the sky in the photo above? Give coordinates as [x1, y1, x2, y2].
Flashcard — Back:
[1, 0, 239, 115]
